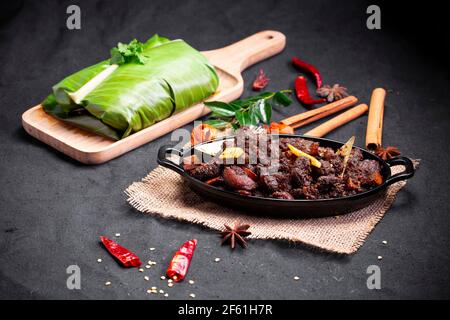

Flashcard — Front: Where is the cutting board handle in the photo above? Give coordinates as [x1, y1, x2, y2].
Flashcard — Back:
[205, 30, 286, 72]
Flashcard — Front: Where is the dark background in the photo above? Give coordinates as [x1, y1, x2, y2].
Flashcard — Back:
[1, 0, 449, 300]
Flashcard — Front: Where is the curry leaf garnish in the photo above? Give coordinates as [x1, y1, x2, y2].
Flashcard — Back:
[204, 90, 292, 129]
[110, 39, 148, 65]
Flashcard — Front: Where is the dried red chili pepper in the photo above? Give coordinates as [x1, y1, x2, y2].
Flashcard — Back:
[100, 236, 142, 268]
[252, 69, 270, 91]
[294, 76, 326, 105]
[166, 239, 197, 282]
[292, 57, 323, 88]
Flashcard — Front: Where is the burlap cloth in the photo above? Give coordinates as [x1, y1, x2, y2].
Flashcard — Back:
[125, 160, 418, 254]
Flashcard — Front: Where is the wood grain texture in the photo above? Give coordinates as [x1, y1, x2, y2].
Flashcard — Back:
[22, 30, 286, 164]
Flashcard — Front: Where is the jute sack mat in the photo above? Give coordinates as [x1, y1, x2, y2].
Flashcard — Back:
[125, 160, 418, 254]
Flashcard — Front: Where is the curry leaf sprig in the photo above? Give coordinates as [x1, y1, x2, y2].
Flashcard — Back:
[204, 90, 292, 129]
[110, 39, 148, 65]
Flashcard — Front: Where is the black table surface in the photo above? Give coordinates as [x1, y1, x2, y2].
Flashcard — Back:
[1, 0, 449, 300]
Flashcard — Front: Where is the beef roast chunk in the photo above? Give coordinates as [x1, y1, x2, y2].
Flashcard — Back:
[302, 185, 320, 200]
[357, 160, 382, 186]
[261, 173, 291, 192]
[290, 157, 312, 187]
[188, 162, 221, 181]
[318, 147, 335, 160]
[317, 175, 341, 192]
[271, 191, 294, 200]
[223, 166, 258, 191]
[291, 188, 305, 199]
[314, 159, 335, 176]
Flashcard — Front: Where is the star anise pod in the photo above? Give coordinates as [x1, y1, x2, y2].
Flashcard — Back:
[375, 146, 401, 160]
[220, 222, 251, 249]
[316, 84, 350, 102]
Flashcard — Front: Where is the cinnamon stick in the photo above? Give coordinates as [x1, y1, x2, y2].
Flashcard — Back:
[304, 104, 369, 138]
[281, 96, 358, 129]
[365, 88, 386, 150]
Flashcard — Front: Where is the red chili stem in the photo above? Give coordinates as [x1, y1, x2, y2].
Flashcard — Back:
[100, 236, 142, 268]
[294, 76, 326, 105]
[166, 239, 197, 282]
[292, 57, 323, 88]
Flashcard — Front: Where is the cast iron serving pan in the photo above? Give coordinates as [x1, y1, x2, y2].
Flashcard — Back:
[157, 134, 415, 218]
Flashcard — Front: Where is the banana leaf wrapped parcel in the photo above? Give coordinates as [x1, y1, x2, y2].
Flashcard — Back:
[43, 35, 219, 140]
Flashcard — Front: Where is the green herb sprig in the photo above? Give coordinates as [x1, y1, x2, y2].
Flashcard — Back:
[110, 39, 148, 65]
[204, 90, 292, 129]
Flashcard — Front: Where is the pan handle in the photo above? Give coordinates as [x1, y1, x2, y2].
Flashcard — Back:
[157, 145, 184, 175]
[384, 156, 415, 185]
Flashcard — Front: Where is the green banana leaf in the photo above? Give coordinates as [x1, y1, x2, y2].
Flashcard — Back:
[43, 35, 219, 140]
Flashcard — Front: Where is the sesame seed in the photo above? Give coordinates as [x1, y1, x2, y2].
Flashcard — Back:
[164, 293, 169, 297]
[160, 276, 166, 280]
[144, 276, 149, 281]
[214, 258, 221, 262]
[146, 289, 151, 294]
[115, 233, 120, 237]
[188, 280, 195, 285]
[189, 293, 196, 298]
[97, 258, 102, 263]
[149, 248, 156, 251]
[168, 283, 174, 287]
[145, 265, 151, 269]
[378, 256, 383, 260]
[105, 281, 111, 286]
[294, 276, 300, 281]
[159, 290, 164, 294]
[139, 268, 144, 272]
[168, 279, 173, 283]
[151, 286, 157, 290]
[382, 240, 388, 245]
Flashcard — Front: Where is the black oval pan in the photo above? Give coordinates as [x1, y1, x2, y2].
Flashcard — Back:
[157, 134, 414, 218]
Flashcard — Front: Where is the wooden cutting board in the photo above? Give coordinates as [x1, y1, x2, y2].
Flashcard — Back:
[22, 30, 286, 164]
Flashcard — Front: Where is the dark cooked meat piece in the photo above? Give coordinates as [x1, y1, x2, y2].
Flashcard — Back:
[188, 162, 221, 181]
[271, 191, 294, 200]
[302, 185, 320, 200]
[346, 159, 382, 186]
[223, 166, 258, 191]
[317, 175, 341, 192]
[318, 147, 335, 160]
[290, 157, 312, 187]
[314, 159, 335, 176]
[261, 173, 291, 192]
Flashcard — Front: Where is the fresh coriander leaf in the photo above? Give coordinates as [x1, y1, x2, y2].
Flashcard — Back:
[110, 39, 148, 65]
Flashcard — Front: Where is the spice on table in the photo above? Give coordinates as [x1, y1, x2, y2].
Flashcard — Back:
[188, 280, 195, 285]
[366, 88, 386, 150]
[375, 146, 401, 160]
[166, 239, 197, 282]
[378, 256, 383, 260]
[214, 257, 221, 262]
[292, 57, 323, 88]
[294, 276, 300, 281]
[115, 233, 121, 237]
[220, 222, 251, 249]
[105, 281, 111, 286]
[252, 69, 270, 91]
[160, 275, 166, 280]
[316, 84, 350, 102]
[189, 293, 196, 298]
[100, 236, 142, 268]
[294, 76, 326, 105]
[382, 240, 388, 245]
[97, 258, 102, 263]
[139, 268, 144, 273]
